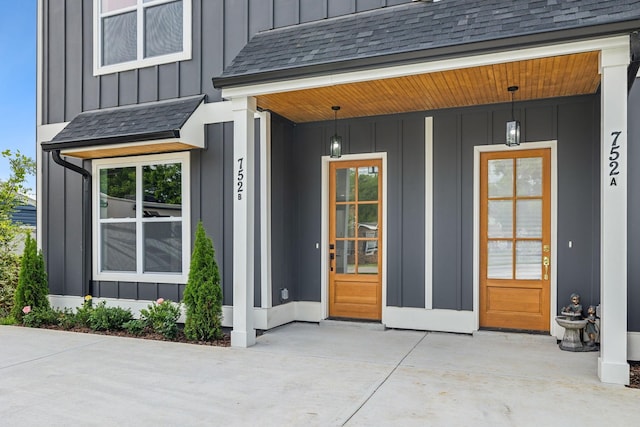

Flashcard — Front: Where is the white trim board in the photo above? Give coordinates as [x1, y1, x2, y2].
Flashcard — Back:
[424, 117, 434, 309]
[473, 141, 559, 336]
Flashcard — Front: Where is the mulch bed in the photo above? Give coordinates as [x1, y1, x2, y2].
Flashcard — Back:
[630, 361, 640, 389]
[33, 324, 231, 347]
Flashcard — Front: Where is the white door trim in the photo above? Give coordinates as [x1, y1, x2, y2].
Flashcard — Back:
[473, 141, 559, 336]
[321, 153, 388, 321]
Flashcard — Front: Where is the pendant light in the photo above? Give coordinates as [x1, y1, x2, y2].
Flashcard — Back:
[329, 106, 342, 158]
[506, 86, 521, 147]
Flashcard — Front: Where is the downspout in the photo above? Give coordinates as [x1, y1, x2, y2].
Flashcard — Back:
[50, 150, 92, 298]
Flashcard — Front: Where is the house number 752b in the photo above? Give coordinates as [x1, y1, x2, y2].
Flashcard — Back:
[609, 131, 621, 186]
[237, 157, 245, 200]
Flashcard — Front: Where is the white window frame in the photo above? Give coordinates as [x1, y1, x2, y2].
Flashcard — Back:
[92, 152, 191, 284]
[93, 0, 192, 76]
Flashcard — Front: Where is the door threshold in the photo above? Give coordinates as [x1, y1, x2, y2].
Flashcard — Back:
[321, 318, 386, 331]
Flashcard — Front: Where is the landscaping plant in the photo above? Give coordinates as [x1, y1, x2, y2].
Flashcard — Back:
[87, 301, 133, 331]
[140, 298, 181, 340]
[12, 234, 49, 321]
[182, 221, 223, 341]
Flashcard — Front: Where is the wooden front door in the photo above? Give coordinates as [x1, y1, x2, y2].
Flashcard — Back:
[480, 149, 551, 331]
[329, 159, 382, 320]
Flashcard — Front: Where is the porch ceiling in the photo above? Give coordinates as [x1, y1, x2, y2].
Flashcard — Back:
[255, 51, 600, 123]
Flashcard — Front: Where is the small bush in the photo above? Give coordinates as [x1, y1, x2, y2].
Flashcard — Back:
[0, 252, 20, 319]
[12, 235, 49, 321]
[140, 298, 181, 340]
[0, 315, 17, 325]
[74, 295, 94, 328]
[88, 301, 133, 331]
[183, 222, 223, 341]
[122, 319, 146, 336]
[22, 307, 59, 328]
[56, 308, 77, 330]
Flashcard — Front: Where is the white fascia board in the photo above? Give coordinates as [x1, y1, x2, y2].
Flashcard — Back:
[59, 137, 186, 157]
[222, 36, 630, 99]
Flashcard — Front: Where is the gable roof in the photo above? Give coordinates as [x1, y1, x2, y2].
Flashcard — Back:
[214, 0, 640, 88]
[41, 95, 205, 151]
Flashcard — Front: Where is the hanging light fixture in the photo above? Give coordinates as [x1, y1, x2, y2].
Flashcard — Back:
[329, 106, 342, 158]
[506, 85, 521, 147]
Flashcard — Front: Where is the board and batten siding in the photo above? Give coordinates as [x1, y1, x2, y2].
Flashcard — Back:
[290, 95, 602, 314]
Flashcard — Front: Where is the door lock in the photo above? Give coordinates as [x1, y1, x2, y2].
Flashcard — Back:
[543, 255, 550, 280]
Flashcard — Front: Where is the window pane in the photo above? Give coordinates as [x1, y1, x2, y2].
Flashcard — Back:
[488, 200, 512, 238]
[143, 163, 182, 217]
[144, 1, 183, 58]
[358, 241, 378, 274]
[487, 240, 512, 279]
[335, 168, 355, 202]
[516, 157, 543, 197]
[358, 166, 378, 201]
[335, 240, 355, 274]
[488, 159, 513, 198]
[358, 205, 378, 235]
[516, 199, 542, 238]
[100, 167, 136, 219]
[144, 222, 182, 273]
[335, 204, 355, 238]
[516, 241, 542, 280]
[101, 223, 136, 272]
[101, 0, 136, 13]
[102, 12, 136, 65]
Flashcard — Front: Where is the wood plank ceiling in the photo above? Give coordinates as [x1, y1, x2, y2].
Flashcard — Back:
[256, 51, 600, 123]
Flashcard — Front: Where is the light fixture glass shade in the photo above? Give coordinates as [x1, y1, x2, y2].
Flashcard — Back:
[330, 134, 342, 158]
[506, 120, 521, 146]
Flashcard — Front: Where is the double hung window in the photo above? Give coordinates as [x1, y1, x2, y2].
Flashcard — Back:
[95, 0, 191, 74]
[93, 153, 190, 283]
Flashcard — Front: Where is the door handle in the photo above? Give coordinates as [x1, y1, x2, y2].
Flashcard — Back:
[543, 255, 550, 280]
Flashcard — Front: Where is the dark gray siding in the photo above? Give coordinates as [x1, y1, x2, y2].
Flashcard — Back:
[290, 96, 601, 311]
[41, 0, 415, 123]
[629, 78, 640, 333]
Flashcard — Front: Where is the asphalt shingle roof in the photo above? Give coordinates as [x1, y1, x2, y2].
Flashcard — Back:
[42, 95, 205, 150]
[215, 0, 640, 86]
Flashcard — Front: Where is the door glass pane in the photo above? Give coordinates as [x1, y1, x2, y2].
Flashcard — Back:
[516, 241, 542, 279]
[335, 240, 355, 274]
[143, 163, 182, 217]
[358, 241, 378, 274]
[488, 159, 513, 198]
[487, 240, 512, 279]
[335, 204, 355, 238]
[516, 200, 542, 238]
[358, 204, 378, 232]
[102, 11, 137, 65]
[516, 157, 543, 196]
[488, 200, 513, 238]
[144, 222, 182, 273]
[101, 223, 136, 272]
[145, 1, 183, 58]
[358, 166, 378, 201]
[335, 168, 356, 202]
[100, 167, 136, 219]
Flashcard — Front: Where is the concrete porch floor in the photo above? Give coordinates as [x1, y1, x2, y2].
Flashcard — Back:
[1, 322, 638, 426]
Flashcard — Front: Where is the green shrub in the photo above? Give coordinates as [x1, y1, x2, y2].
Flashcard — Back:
[56, 308, 77, 330]
[22, 307, 59, 328]
[140, 298, 181, 339]
[0, 252, 20, 319]
[12, 235, 49, 321]
[122, 319, 146, 336]
[74, 295, 94, 328]
[88, 301, 133, 331]
[0, 315, 17, 325]
[183, 222, 223, 341]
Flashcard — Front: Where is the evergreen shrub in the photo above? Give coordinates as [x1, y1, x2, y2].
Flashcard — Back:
[12, 235, 49, 321]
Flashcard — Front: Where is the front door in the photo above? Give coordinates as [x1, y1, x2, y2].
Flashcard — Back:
[480, 149, 551, 331]
[329, 159, 382, 320]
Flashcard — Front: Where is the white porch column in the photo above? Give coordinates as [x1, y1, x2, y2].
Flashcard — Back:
[231, 96, 257, 347]
[598, 44, 630, 384]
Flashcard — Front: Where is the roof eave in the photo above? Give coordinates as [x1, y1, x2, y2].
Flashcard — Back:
[41, 130, 180, 152]
[213, 20, 640, 90]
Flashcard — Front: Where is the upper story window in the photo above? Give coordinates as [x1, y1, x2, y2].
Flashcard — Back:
[94, 0, 191, 75]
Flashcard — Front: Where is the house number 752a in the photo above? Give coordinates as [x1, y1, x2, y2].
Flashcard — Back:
[237, 157, 245, 200]
[609, 131, 621, 186]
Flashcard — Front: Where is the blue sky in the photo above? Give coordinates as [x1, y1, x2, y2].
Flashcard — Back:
[0, 2, 36, 194]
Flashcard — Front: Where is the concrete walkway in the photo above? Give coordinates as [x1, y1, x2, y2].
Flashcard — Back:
[1, 322, 638, 426]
